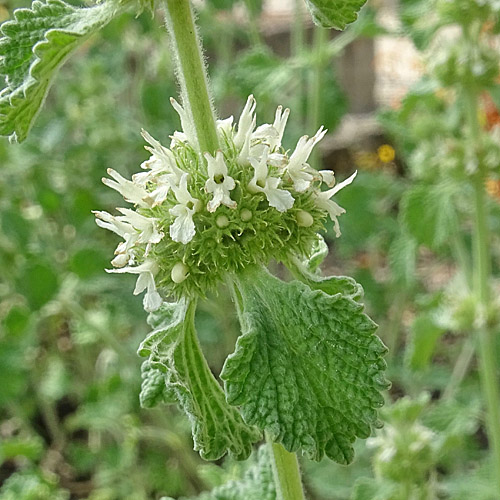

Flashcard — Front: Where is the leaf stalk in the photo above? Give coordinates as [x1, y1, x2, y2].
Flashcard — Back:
[266, 433, 306, 500]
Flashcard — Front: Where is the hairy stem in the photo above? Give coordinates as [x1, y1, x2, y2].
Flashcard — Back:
[266, 433, 306, 500]
[164, 0, 219, 154]
[307, 25, 327, 169]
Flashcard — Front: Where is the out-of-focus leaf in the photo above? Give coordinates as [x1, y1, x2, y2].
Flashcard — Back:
[401, 181, 459, 249]
[18, 259, 59, 310]
[405, 314, 446, 371]
[0, 0, 123, 142]
[304, 0, 367, 30]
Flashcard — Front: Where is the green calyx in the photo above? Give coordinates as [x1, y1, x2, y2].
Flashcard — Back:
[142, 139, 326, 299]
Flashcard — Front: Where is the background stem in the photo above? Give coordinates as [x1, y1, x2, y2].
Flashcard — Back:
[266, 433, 306, 500]
[164, 0, 219, 154]
[465, 82, 500, 493]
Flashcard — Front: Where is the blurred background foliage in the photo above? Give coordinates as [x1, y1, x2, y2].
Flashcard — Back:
[1, 0, 500, 498]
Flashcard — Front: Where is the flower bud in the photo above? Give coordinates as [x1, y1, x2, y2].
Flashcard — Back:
[171, 262, 189, 283]
[296, 210, 314, 228]
[240, 209, 252, 222]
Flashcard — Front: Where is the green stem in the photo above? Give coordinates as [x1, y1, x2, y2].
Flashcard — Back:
[465, 84, 500, 492]
[164, 0, 219, 154]
[266, 433, 305, 500]
[442, 337, 476, 401]
[291, 0, 305, 126]
[307, 25, 327, 169]
[245, 0, 263, 47]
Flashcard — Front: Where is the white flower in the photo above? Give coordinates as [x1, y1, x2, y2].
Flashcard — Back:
[169, 173, 201, 244]
[286, 127, 327, 192]
[235, 96, 257, 164]
[234, 95, 256, 149]
[102, 169, 150, 208]
[116, 208, 163, 248]
[204, 151, 237, 212]
[217, 116, 234, 139]
[93, 208, 163, 265]
[253, 105, 290, 152]
[315, 171, 357, 237]
[107, 259, 162, 312]
[248, 146, 294, 212]
[133, 130, 187, 207]
[170, 98, 198, 148]
[140, 130, 183, 177]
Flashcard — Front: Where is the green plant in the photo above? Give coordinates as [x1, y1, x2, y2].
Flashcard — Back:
[0, 0, 389, 498]
[379, 0, 500, 495]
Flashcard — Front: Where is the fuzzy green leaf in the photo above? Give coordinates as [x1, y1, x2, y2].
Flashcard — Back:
[303, 0, 367, 30]
[0, 0, 122, 142]
[138, 299, 260, 461]
[221, 268, 388, 464]
[139, 360, 177, 409]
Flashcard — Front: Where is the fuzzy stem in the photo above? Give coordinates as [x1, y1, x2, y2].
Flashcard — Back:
[307, 25, 327, 169]
[465, 81, 500, 493]
[164, 0, 219, 154]
[266, 433, 306, 500]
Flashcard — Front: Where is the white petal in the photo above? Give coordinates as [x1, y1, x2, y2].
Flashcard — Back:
[286, 127, 327, 190]
[263, 184, 295, 212]
[169, 205, 196, 244]
[170, 98, 198, 148]
[102, 169, 150, 208]
[93, 210, 134, 238]
[235, 95, 256, 149]
[319, 170, 336, 187]
[272, 105, 290, 149]
[217, 116, 234, 138]
[327, 170, 357, 196]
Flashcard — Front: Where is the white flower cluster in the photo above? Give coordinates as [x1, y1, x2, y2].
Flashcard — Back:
[95, 95, 355, 311]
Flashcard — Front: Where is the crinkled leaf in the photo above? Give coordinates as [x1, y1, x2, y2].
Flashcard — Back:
[166, 445, 275, 500]
[0, 0, 123, 142]
[139, 360, 177, 409]
[221, 267, 388, 464]
[138, 299, 260, 461]
[290, 254, 364, 302]
[303, 0, 367, 30]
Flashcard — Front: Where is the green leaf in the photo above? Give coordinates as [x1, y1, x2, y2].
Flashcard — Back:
[351, 477, 397, 500]
[221, 267, 389, 464]
[401, 182, 459, 249]
[303, 0, 367, 30]
[138, 299, 260, 461]
[167, 445, 276, 500]
[139, 360, 177, 409]
[405, 314, 445, 371]
[290, 254, 364, 302]
[388, 232, 418, 287]
[0, 0, 122, 142]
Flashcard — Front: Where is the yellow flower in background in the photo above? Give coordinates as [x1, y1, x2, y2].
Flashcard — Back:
[377, 144, 396, 163]
[486, 179, 500, 201]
